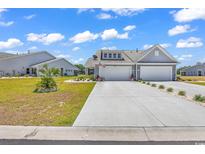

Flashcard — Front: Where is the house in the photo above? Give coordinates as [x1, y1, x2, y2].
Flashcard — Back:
[0, 51, 79, 77]
[85, 44, 178, 81]
[180, 62, 205, 76]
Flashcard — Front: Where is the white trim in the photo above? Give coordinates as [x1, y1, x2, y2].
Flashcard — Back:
[100, 63, 135, 66]
[137, 63, 176, 65]
[137, 45, 178, 63]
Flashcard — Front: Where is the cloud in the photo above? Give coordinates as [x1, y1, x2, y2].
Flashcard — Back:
[24, 14, 36, 20]
[27, 33, 65, 45]
[143, 43, 171, 50]
[0, 8, 7, 17]
[69, 31, 98, 43]
[102, 8, 146, 16]
[123, 25, 136, 31]
[96, 13, 113, 19]
[168, 25, 195, 36]
[28, 46, 37, 50]
[71, 58, 84, 64]
[101, 46, 117, 50]
[176, 37, 203, 48]
[101, 28, 128, 40]
[56, 54, 71, 59]
[72, 47, 80, 51]
[0, 21, 14, 27]
[0, 38, 23, 50]
[77, 9, 95, 14]
[173, 8, 205, 22]
[175, 54, 193, 61]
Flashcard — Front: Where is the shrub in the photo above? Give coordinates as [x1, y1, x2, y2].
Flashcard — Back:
[193, 94, 205, 102]
[142, 81, 146, 84]
[151, 84, 156, 87]
[178, 90, 186, 96]
[138, 80, 142, 82]
[146, 82, 150, 85]
[167, 87, 173, 92]
[34, 64, 59, 93]
[158, 85, 165, 89]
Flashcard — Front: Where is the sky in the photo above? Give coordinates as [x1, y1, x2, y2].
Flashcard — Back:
[0, 8, 205, 67]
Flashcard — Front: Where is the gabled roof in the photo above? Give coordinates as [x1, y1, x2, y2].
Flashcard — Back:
[0, 51, 55, 61]
[137, 44, 178, 63]
[31, 58, 79, 70]
[85, 44, 178, 68]
[0, 52, 16, 59]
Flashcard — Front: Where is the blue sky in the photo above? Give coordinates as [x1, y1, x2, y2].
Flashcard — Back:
[0, 8, 205, 67]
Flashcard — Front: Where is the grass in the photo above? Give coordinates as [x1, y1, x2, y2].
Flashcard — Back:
[193, 94, 205, 103]
[151, 84, 157, 87]
[188, 82, 205, 86]
[178, 76, 205, 81]
[178, 90, 186, 96]
[158, 85, 165, 89]
[0, 77, 95, 126]
[167, 87, 173, 92]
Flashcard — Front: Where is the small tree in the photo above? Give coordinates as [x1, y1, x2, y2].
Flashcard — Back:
[34, 64, 60, 93]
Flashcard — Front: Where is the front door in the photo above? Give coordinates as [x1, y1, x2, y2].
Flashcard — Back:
[198, 70, 202, 76]
[61, 68, 64, 76]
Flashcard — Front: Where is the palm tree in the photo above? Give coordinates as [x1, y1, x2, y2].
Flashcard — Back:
[34, 64, 60, 93]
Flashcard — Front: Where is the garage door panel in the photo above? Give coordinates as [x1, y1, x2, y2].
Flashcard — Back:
[140, 66, 172, 81]
[99, 66, 132, 81]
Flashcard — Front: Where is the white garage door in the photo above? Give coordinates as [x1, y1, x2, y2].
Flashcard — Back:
[99, 66, 132, 81]
[140, 66, 172, 81]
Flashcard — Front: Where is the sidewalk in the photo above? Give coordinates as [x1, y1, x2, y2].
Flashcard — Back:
[1, 126, 205, 142]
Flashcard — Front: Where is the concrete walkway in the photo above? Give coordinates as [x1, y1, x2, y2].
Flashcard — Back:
[74, 81, 205, 127]
[1, 126, 205, 142]
[152, 81, 205, 98]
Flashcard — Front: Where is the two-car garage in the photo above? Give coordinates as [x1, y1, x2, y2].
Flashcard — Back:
[98, 65, 174, 81]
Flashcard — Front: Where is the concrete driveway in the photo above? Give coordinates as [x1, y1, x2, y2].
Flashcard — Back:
[73, 81, 205, 127]
[152, 81, 205, 97]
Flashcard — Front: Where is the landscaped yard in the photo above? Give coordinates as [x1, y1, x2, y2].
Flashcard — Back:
[0, 77, 95, 126]
[188, 82, 205, 86]
[179, 76, 205, 81]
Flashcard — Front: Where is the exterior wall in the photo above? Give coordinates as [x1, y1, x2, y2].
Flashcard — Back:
[181, 65, 205, 76]
[0, 52, 54, 76]
[139, 49, 174, 63]
[34, 59, 77, 76]
[136, 65, 176, 81]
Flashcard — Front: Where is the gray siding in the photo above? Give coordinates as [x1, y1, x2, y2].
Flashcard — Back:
[139, 49, 174, 63]
[34, 59, 77, 76]
[181, 65, 205, 76]
[0, 52, 54, 76]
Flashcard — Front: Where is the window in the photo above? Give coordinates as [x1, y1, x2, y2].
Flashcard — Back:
[109, 53, 112, 58]
[104, 53, 107, 58]
[155, 50, 159, 56]
[118, 53, 121, 59]
[113, 53, 116, 58]
[26, 68, 30, 74]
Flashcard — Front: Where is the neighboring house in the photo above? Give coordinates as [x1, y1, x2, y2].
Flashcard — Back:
[0, 51, 79, 77]
[180, 62, 205, 76]
[85, 44, 178, 81]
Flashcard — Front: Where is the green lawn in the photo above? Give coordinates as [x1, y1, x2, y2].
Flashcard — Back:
[188, 81, 205, 86]
[0, 77, 95, 126]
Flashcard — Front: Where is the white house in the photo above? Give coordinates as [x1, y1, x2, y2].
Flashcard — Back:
[85, 44, 178, 81]
[0, 51, 79, 76]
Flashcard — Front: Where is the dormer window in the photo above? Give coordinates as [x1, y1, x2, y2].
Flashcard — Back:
[118, 53, 121, 59]
[155, 50, 159, 56]
[113, 53, 116, 58]
[104, 53, 107, 58]
[109, 53, 112, 58]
